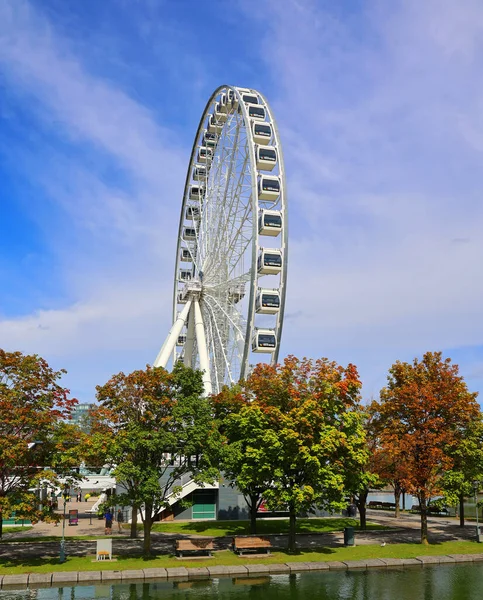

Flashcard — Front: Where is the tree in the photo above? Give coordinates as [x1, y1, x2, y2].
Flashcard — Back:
[217, 356, 367, 553]
[92, 362, 220, 556]
[0, 349, 77, 538]
[213, 386, 279, 534]
[370, 351, 480, 544]
[441, 417, 483, 527]
[344, 414, 383, 530]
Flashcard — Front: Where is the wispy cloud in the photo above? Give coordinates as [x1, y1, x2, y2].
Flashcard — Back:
[239, 0, 483, 394]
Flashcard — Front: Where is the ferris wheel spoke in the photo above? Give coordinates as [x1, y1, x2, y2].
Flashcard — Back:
[204, 293, 246, 340]
[203, 300, 236, 385]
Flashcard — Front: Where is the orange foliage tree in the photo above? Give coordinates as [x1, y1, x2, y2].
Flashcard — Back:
[370, 352, 480, 544]
[0, 349, 78, 538]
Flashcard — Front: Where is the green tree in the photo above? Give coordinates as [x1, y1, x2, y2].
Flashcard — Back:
[217, 356, 367, 553]
[213, 386, 278, 534]
[0, 349, 77, 538]
[371, 351, 480, 544]
[441, 417, 483, 526]
[344, 414, 383, 530]
[93, 362, 220, 556]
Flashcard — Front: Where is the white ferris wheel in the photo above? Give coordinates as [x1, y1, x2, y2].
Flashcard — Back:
[154, 85, 288, 395]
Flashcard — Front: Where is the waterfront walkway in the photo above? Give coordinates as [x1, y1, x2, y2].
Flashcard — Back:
[0, 502, 479, 560]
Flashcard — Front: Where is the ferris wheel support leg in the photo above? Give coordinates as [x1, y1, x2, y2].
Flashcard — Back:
[193, 300, 213, 396]
[153, 300, 192, 368]
[183, 306, 195, 367]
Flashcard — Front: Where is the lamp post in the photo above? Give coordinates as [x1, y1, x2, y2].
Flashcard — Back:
[59, 488, 68, 563]
[473, 480, 481, 543]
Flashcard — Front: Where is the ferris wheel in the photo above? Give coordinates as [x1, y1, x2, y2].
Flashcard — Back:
[154, 85, 288, 395]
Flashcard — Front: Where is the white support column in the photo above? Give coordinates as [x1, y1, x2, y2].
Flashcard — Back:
[183, 306, 195, 368]
[193, 300, 212, 396]
[153, 300, 192, 368]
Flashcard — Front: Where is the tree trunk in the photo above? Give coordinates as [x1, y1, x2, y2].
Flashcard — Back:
[288, 506, 297, 554]
[394, 485, 401, 519]
[459, 493, 465, 527]
[143, 517, 152, 556]
[130, 505, 138, 539]
[143, 502, 153, 556]
[249, 495, 258, 534]
[0, 509, 3, 540]
[357, 490, 368, 530]
[419, 495, 429, 545]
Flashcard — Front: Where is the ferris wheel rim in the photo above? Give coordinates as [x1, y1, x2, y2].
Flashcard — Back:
[170, 84, 287, 391]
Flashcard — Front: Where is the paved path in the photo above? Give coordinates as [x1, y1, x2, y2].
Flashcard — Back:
[0, 506, 479, 560]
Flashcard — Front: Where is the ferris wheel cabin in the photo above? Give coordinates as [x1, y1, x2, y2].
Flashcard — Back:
[189, 185, 204, 202]
[214, 102, 228, 123]
[185, 205, 200, 220]
[207, 114, 224, 134]
[248, 105, 266, 121]
[182, 227, 197, 241]
[180, 248, 193, 262]
[258, 175, 280, 200]
[252, 122, 272, 145]
[256, 289, 281, 314]
[193, 164, 207, 180]
[252, 329, 277, 353]
[179, 269, 193, 281]
[258, 210, 282, 236]
[241, 93, 259, 105]
[256, 145, 277, 171]
[257, 248, 283, 275]
[202, 130, 218, 148]
[197, 147, 213, 163]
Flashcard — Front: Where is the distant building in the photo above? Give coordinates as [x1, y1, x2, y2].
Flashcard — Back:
[71, 403, 95, 431]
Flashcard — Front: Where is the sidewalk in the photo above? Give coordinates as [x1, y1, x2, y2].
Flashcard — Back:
[0, 508, 479, 560]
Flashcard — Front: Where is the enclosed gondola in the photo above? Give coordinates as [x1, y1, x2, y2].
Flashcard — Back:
[207, 114, 224, 134]
[182, 227, 197, 241]
[197, 147, 213, 164]
[248, 105, 266, 121]
[252, 329, 277, 353]
[256, 145, 277, 171]
[193, 164, 207, 180]
[257, 248, 283, 275]
[202, 130, 218, 149]
[214, 102, 228, 123]
[185, 205, 200, 220]
[258, 210, 282, 236]
[177, 334, 187, 346]
[179, 269, 193, 281]
[241, 93, 259, 105]
[180, 248, 192, 262]
[252, 122, 272, 145]
[255, 289, 281, 314]
[189, 185, 204, 201]
[258, 175, 281, 200]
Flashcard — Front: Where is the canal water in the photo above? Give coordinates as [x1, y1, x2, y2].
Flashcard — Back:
[2, 564, 483, 600]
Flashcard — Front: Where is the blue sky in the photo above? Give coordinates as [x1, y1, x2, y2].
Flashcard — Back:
[1, 0, 483, 403]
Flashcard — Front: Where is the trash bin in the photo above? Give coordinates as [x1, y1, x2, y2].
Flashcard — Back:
[476, 526, 483, 543]
[344, 526, 355, 546]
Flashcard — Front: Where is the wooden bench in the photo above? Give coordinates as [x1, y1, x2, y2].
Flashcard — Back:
[232, 536, 271, 555]
[175, 538, 214, 558]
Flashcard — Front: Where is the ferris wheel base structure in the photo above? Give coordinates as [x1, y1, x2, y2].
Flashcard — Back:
[154, 85, 288, 395]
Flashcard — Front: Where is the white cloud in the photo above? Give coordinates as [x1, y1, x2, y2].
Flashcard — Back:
[242, 0, 483, 394]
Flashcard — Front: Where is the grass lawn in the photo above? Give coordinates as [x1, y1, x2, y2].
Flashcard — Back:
[0, 541, 482, 575]
[1, 526, 33, 535]
[150, 518, 386, 537]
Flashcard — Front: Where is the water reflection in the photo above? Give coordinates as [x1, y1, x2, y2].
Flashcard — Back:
[2, 564, 483, 599]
